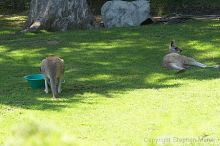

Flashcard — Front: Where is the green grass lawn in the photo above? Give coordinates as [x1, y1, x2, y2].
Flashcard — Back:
[0, 14, 220, 146]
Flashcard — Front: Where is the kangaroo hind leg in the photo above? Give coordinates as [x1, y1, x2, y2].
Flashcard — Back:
[44, 78, 49, 94]
[168, 63, 186, 73]
[58, 78, 62, 94]
[189, 61, 207, 68]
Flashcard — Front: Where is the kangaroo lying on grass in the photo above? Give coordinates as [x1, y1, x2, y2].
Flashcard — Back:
[41, 55, 64, 98]
[163, 41, 219, 73]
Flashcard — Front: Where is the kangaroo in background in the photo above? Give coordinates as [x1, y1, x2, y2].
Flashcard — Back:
[41, 55, 64, 98]
[163, 40, 219, 73]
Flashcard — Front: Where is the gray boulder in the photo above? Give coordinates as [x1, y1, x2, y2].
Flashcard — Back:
[101, 0, 150, 28]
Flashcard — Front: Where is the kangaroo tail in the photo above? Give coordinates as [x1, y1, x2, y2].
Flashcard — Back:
[206, 65, 220, 69]
[191, 61, 219, 69]
[49, 73, 58, 98]
[190, 61, 207, 68]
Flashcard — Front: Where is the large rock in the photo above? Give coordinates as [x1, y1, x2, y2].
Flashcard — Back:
[101, 0, 150, 28]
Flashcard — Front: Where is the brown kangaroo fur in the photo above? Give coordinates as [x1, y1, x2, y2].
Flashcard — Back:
[163, 41, 219, 73]
[41, 55, 64, 98]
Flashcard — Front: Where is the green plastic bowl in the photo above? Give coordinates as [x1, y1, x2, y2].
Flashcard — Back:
[24, 73, 45, 89]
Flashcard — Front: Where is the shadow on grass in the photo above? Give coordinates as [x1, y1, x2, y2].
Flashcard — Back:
[0, 18, 219, 110]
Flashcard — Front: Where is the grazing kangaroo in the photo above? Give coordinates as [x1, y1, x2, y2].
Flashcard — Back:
[163, 41, 219, 73]
[41, 55, 64, 98]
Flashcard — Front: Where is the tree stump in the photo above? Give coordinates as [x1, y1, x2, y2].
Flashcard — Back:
[24, 0, 94, 32]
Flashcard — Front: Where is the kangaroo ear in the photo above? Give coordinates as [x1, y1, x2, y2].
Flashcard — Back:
[170, 40, 176, 47]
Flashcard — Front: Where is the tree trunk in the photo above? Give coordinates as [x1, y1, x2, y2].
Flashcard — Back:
[24, 0, 94, 32]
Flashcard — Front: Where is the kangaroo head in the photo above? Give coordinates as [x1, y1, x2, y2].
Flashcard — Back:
[169, 40, 182, 53]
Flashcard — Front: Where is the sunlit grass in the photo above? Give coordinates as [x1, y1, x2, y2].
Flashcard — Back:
[0, 14, 27, 34]
[0, 15, 220, 146]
